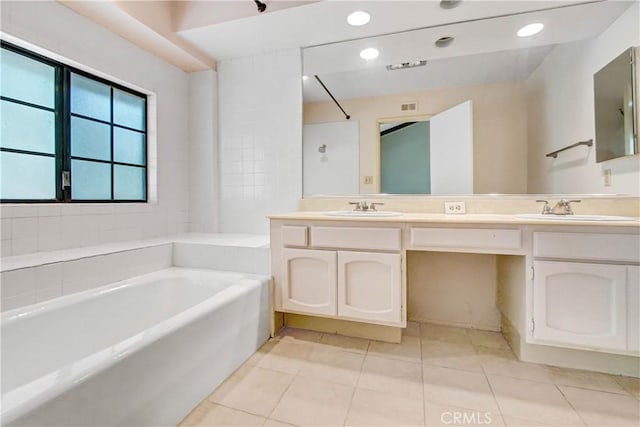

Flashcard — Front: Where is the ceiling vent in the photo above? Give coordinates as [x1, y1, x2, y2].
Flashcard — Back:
[401, 102, 418, 112]
[386, 60, 427, 71]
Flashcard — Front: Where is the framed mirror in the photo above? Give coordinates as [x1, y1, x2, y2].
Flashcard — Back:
[302, 1, 640, 196]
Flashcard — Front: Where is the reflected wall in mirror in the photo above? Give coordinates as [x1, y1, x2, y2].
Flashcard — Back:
[378, 100, 474, 195]
[594, 46, 638, 162]
[302, 1, 640, 196]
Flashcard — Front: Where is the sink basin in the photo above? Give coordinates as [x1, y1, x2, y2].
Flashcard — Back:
[516, 214, 637, 221]
[324, 210, 403, 217]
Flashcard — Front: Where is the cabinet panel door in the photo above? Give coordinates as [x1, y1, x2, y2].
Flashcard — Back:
[337, 251, 401, 324]
[628, 266, 639, 352]
[282, 248, 336, 316]
[533, 261, 627, 351]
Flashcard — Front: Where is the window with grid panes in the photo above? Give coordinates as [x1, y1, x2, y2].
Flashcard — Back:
[0, 42, 147, 202]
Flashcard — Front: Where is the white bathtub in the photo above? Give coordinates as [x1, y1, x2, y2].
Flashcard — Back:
[1, 267, 270, 426]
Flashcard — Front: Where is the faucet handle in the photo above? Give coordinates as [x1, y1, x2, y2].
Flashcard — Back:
[535, 200, 551, 214]
[370, 202, 384, 211]
[348, 201, 362, 211]
[563, 199, 581, 214]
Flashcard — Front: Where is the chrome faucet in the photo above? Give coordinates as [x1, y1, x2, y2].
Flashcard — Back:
[536, 199, 581, 215]
[348, 201, 384, 211]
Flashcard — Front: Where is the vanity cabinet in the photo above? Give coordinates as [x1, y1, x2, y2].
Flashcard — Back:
[276, 224, 403, 326]
[281, 248, 336, 316]
[338, 251, 401, 324]
[531, 232, 640, 354]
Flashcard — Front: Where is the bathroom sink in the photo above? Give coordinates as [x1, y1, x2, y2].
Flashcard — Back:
[515, 214, 637, 221]
[324, 210, 403, 217]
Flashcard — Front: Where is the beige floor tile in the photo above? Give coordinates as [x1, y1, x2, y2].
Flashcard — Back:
[319, 333, 370, 353]
[482, 357, 553, 383]
[425, 401, 504, 426]
[468, 329, 511, 350]
[559, 385, 640, 426]
[270, 376, 354, 427]
[345, 387, 424, 426]
[178, 402, 265, 427]
[422, 340, 484, 373]
[297, 346, 365, 386]
[421, 323, 472, 345]
[613, 375, 640, 399]
[207, 365, 294, 417]
[358, 354, 423, 399]
[263, 419, 297, 427]
[423, 365, 501, 413]
[475, 345, 517, 361]
[368, 335, 422, 362]
[275, 327, 323, 345]
[488, 375, 584, 426]
[549, 366, 628, 395]
[502, 415, 565, 426]
[404, 321, 421, 338]
[245, 340, 278, 366]
[255, 340, 314, 374]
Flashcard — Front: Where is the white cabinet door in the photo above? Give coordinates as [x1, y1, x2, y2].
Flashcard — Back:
[282, 248, 337, 316]
[533, 261, 627, 351]
[627, 266, 640, 352]
[337, 251, 401, 324]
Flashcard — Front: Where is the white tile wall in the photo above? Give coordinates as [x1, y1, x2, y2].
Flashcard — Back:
[188, 70, 219, 233]
[0, 244, 173, 311]
[0, 1, 191, 256]
[217, 49, 303, 234]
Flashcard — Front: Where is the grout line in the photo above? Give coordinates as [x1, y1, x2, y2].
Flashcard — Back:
[555, 384, 588, 427]
[483, 369, 508, 427]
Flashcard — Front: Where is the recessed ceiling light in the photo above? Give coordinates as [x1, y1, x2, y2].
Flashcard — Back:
[440, 0, 462, 9]
[360, 48, 379, 60]
[435, 36, 454, 48]
[347, 11, 370, 26]
[302, 75, 309, 81]
[517, 23, 544, 37]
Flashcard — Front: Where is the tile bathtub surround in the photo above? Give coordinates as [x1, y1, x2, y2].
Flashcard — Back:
[180, 323, 640, 427]
[0, 244, 172, 311]
[0, 233, 270, 311]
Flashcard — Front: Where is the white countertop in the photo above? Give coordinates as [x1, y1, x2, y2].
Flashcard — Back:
[268, 212, 640, 227]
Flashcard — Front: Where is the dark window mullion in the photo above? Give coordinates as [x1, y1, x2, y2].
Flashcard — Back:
[0, 96, 56, 113]
[0, 147, 56, 157]
[110, 87, 115, 201]
[62, 68, 71, 202]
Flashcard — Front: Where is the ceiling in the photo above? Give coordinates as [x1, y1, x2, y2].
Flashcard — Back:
[57, 0, 634, 101]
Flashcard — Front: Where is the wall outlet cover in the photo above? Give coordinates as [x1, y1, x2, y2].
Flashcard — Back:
[444, 201, 466, 214]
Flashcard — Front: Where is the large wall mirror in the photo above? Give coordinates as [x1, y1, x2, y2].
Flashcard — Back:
[302, 1, 640, 196]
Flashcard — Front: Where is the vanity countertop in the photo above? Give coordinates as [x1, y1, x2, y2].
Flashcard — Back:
[268, 211, 640, 227]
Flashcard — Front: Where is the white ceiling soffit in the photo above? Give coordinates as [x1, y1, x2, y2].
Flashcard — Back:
[59, 0, 211, 71]
[303, 45, 554, 102]
[177, 0, 602, 61]
[303, 1, 632, 76]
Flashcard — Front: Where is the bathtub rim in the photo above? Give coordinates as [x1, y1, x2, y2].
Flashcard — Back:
[0, 267, 270, 425]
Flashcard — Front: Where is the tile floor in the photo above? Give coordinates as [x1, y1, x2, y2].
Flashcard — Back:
[179, 323, 640, 427]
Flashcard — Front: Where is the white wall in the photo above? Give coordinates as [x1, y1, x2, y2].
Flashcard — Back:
[188, 70, 219, 232]
[217, 49, 302, 234]
[0, 1, 191, 256]
[526, 2, 640, 195]
[303, 121, 359, 196]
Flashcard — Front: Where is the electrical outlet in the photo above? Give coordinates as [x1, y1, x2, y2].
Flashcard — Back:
[363, 176, 373, 185]
[604, 169, 612, 187]
[444, 201, 466, 214]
